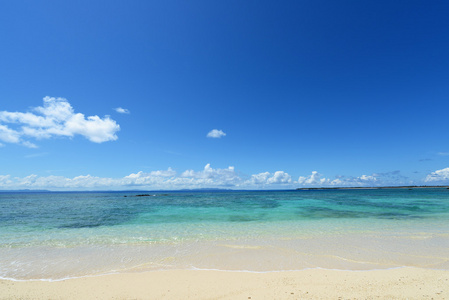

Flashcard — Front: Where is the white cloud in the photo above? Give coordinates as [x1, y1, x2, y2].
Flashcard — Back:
[359, 174, 377, 182]
[180, 164, 240, 187]
[248, 171, 292, 185]
[65, 113, 119, 143]
[438, 152, 449, 156]
[425, 167, 449, 182]
[0, 175, 12, 185]
[248, 172, 271, 185]
[207, 129, 226, 138]
[298, 171, 326, 185]
[0, 124, 21, 144]
[115, 107, 130, 114]
[269, 171, 292, 184]
[0, 96, 120, 147]
[122, 168, 178, 186]
[21, 141, 38, 149]
[0, 165, 291, 191]
[0, 166, 423, 191]
[297, 171, 380, 187]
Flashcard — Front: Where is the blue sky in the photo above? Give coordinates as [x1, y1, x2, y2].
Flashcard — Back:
[1, 0, 449, 190]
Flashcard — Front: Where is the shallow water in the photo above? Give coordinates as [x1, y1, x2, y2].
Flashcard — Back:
[1, 189, 449, 280]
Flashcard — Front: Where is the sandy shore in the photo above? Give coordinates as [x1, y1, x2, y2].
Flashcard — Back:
[1, 268, 448, 299]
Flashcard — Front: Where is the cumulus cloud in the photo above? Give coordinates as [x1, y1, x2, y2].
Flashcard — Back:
[298, 171, 327, 185]
[0, 96, 120, 147]
[248, 172, 271, 185]
[180, 164, 240, 187]
[0, 165, 296, 191]
[248, 171, 292, 185]
[207, 129, 226, 138]
[115, 107, 130, 114]
[0, 166, 423, 191]
[296, 170, 414, 187]
[297, 171, 381, 187]
[425, 167, 449, 182]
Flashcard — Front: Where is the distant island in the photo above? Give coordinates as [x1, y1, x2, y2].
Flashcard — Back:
[1, 186, 449, 193]
[0, 189, 52, 193]
[296, 186, 449, 190]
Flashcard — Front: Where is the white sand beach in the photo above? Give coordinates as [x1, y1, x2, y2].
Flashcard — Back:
[1, 268, 448, 299]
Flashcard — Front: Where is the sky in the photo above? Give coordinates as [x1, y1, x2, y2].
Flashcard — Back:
[1, 0, 449, 190]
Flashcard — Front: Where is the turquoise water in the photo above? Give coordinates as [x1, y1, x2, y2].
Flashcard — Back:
[1, 189, 449, 279]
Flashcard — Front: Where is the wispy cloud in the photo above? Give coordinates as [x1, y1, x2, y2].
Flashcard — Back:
[24, 152, 48, 159]
[115, 107, 130, 114]
[437, 152, 449, 156]
[0, 96, 120, 147]
[207, 129, 226, 138]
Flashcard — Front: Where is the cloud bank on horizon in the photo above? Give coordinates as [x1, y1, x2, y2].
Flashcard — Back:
[0, 96, 120, 147]
[0, 164, 446, 191]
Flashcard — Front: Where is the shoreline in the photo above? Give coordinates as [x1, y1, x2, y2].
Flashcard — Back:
[4, 230, 449, 281]
[2, 190, 448, 298]
[1, 268, 447, 299]
[0, 266, 414, 283]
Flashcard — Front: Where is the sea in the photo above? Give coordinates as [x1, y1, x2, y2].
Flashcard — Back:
[1, 189, 449, 280]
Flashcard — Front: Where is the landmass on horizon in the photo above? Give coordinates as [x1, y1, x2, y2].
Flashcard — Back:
[1, 186, 449, 193]
[296, 185, 449, 190]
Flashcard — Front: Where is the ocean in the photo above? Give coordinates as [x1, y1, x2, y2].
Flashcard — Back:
[1, 189, 449, 280]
